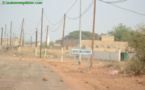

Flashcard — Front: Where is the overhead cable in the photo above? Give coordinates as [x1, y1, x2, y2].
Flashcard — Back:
[99, 0, 145, 16]
[66, 0, 93, 20]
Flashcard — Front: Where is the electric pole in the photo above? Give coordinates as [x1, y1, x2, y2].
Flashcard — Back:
[13, 32, 14, 47]
[36, 29, 38, 47]
[10, 21, 12, 47]
[7, 33, 8, 46]
[19, 18, 24, 46]
[35, 29, 38, 57]
[79, 0, 82, 65]
[5, 24, 6, 46]
[61, 14, 66, 62]
[40, 8, 43, 58]
[1, 28, 3, 46]
[22, 30, 24, 46]
[90, 0, 96, 67]
[46, 25, 48, 48]
[31, 36, 32, 47]
[45, 25, 48, 58]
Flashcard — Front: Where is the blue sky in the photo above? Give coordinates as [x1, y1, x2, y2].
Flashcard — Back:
[0, 0, 145, 43]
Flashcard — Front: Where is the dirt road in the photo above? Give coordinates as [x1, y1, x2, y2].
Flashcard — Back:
[0, 58, 68, 90]
[0, 56, 145, 90]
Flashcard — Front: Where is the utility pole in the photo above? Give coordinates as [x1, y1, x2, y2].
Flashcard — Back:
[13, 32, 14, 47]
[61, 14, 66, 62]
[90, 0, 96, 67]
[19, 18, 24, 53]
[46, 25, 48, 48]
[45, 25, 48, 58]
[36, 29, 38, 47]
[79, 0, 82, 65]
[40, 8, 43, 58]
[7, 33, 8, 46]
[5, 24, 6, 46]
[31, 36, 32, 47]
[12, 32, 14, 50]
[19, 18, 24, 46]
[35, 29, 38, 56]
[10, 21, 12, 47]
[22, 30, 24, 46]
[1, 28, 3, 46]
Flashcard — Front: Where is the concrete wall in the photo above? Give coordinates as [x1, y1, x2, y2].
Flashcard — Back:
[69, 50, 120, 61]
[93, 51, 119, 61]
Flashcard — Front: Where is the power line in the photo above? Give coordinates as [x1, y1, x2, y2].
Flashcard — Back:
[49, 20, 64, 32]
[23, 18, 41, 35]
[44, 10, 64, 25]
[65, 0, 78, 14]
[24, 26, 47, 36]
[43, 0, 78, 25]
[99, 0, 127, 4]
[66, 0, 94, 20]
[99, 0, 145, 16]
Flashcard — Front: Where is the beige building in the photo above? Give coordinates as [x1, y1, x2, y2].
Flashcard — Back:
[0, 37, 22, 46]
[56, 35, 128, 52]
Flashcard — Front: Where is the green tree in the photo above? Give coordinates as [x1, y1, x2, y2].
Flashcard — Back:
[64, 31, 98, 40]
[55, 40, 62, 44]
[56, 30, 98, 44]
[49, 41, 54, 46]
[126, 24, 145, 75]
[108, 23, 135, 43]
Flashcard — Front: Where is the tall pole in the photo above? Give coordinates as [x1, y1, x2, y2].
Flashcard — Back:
[10, 21, 12, 47]
[46, 25, 48, 48]
[30, 36, 32, 47]
[7, 33, 8, 46]
[40, 8, 43, 58]
[35, 29, 38, 57]
[61, 14, 66, 62]
[5, 24, 6, 46]
[78, 0, 82, 65]
[45, 25, 48, 58]
[12, 32, 14, 50]
[90, 0, 96, 67]
[22, 30, 24, 46]
[36, 29, 38, 47]
[19, 18, 24, 46]
[1, 28, 3, 45]
[13, 32, 14, 46]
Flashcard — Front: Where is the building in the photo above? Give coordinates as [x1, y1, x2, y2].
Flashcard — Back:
[0, 37, 21, 47]
[53, 35, 128, 52]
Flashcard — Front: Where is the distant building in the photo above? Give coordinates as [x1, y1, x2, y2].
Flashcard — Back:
[52, 35, 128, 52]
[0, 37, 21, 47]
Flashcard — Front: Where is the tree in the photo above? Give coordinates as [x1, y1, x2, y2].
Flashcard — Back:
[49, 41, 54, 46]
[108, 23, 135, 43]
[64, 31, 98, 40]
[126, 24, 145, 75]
[55, 30, 98, 44]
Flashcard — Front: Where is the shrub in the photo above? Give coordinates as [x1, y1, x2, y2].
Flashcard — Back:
[125, 57, 145, 75]
[125, 24, 145, 75]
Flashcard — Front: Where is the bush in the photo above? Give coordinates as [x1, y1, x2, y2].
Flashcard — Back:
[125, 57, 145, 75]
[125, 24, 145, 75]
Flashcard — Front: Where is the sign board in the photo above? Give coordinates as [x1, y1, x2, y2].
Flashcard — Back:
[72, 49, 92, 55]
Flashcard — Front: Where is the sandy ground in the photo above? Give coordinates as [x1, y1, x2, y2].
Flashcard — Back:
[0, 57, 68, 90]
[0, 56, 145, 90]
